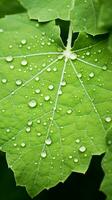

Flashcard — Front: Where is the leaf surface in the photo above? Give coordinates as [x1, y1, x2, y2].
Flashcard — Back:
[18, 0, 105, 35]
[0, 14, 112, 197]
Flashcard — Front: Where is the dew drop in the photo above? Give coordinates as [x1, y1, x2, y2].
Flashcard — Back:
[107, 140, 112, 145]
[70, 53, 77, 60]
[37, 132, 41, 137]
[75, 139, 80, 144]
[69, 155, 72, 159]
[61, 81, 66, 86]
[6, 128, 10, 133]
[67, 109, 72, 114]
[102, 65, 107, 71]
[5, 56, 13, 62]
[79, 146, 86, 153]
[35, 89, 41, 94]
[16, 79, 22, 86]
[41, 151, 47, 158]
[44, 95, 50, 101]
[13, 143, 17, 147]
[77, 73, 82, 78]
[105, 116, 111, 123]
[21, 39, 27, 45]
[21, 59, 28, 66]
[0, 28, 4, 33]
[26, 127, 31, 133]
[86, 51, 90, 56]
[35, 77, 39, 81]
[1, 78, 7, 84]
[45, 137, 52, 145]
[74, 158, 79, 163]
[27, 120, 33, 126]
[10, 65, 14, 70]
[48, 85, 54, 90]
[21, 142, 26, 147]
[28, 100, 37, 108]
[89, 72, 95, 78]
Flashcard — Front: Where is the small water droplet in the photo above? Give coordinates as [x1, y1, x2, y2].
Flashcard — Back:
[5, 56, 13, 62]
[86, 51, 90, 56]
[16, 79, 23, 86]
[44, 95, 50, 101]
[0, 28, 4, 33]
[105, 116, 111, 123]
[79, 146, 86, 153]
[35, 77, 39, 81]
[41, 151, 47, 158]
[107, 140, 112, 145]
[13, 143, 17, 147]
[70, 53, 77, 60]
[69, 155, 72, 159]
[21, 39, 27, 45]
[67, 109, 72, 114]
[1, 78, 7, 84]
[77, 73, 82, 78]
[26, 127, 31, 133]
[28, 100, 37, 108]
[75, 139, 80, 144]
[21, 142, 26, 147]
[45, 137, 52, 145]
[74, 158, 79, 163]
[35, 89, 41, 94]
[37, 132, 41, 136]
[21, 59, 28, 66]
[27, 120, 33, 126]
[102, 65, 107, 71]
[48, 85, 54, 90]
[89, 72, 95, 78]
[61, 81, 66, 86]
[6, 128, 10, 133]
[10, 65, 14, 70]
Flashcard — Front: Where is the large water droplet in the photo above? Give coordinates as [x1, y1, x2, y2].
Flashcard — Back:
[16, 79, 23, 86]
[74, 158, 79, 163]
[89, 72, 95, 78]
[35, 89, 41, 94]
[44, 95, 50, 101]
[21, 142, 26, 147]
[45, 137, 52, 145]
[79, 146, 86, 153]
[5, 56, 13, 62]
[21, 59, 28, 66]
[105, 116, 111, 123]
[41, 151, 47, 158]
[21, 39, 27, 45]
[1, 78, 7, 84]
[26, 127, 31, 133]
[28, 100, 37, 108]
[67, 109, 72, 114]
[27, 120, 33, 126]
[48, 85, 54, 90]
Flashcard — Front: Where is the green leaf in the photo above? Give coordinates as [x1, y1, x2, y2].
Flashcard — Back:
[101, 128, 112, 200]
[98, 0, 112, 29]
[18, 0, 105, 35]
[0, 14, 112, 197]
[0, 0, 25, 18]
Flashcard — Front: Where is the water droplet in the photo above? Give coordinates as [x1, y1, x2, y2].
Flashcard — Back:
[21, 59, 28, 66]
[6, 128, 10, 133]
[105, 116, 111, 123]
[16, 79, 22, 86]
[89, 72, 95, 78]
[27, 120, 33, 126]
[75, 139, 80, 144]
[61, 81, 66, 86]
[69, 155, 72, 159]
[94, 58, 98, 62]
[35, 89, 41, 94]
[10, 65, 14, 70]
[37, 119, 41, 124]
[0, 28, 4, 33]
[45, 137, 52, 145]
[26, 127, 31, 133]
[107, 140, 112, 145]
[70, 53, 77, 60]
[37, 132, 41, 136]
[13, 143, 17, 147]
[48, 85, 54, 90]
[21, 39, 27, 45]
[67, 109, 72, 114]
[5, 56, 13, 62]
[44, 95, 50, 101]
[28, 100, 37, 108]
[86, 51, 90, 56]
[74, 158, 79, 163]
[21, 142, 26, 147]
[41, 151, 47, 158]
[77, 73, 82, 78]
[102, 65, 107, 71]
[1, 78, 7, 84]
[35, 77, 39, 81]
[79, 146, 86, 153]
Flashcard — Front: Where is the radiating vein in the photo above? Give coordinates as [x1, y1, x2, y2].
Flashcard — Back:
[77, 57, 112, 73]
[70, 60, 106, 133]
[0, 57, 59, 104]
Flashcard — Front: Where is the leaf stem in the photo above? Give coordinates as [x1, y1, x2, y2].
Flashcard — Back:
[66, 22, 73, 51]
